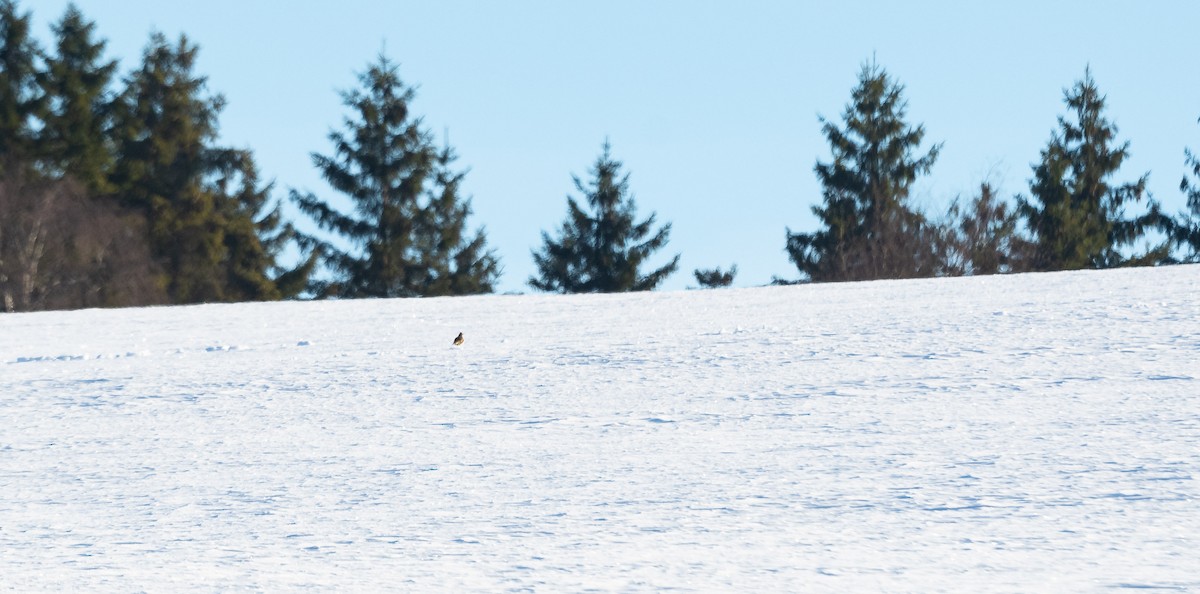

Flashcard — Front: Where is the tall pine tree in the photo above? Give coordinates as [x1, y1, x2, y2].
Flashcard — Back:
[786, 61, 942, 282]
[112, 32, 300, 303]
[110, 32, 225, 302]
[1016, 68, 1162, 270]
[529, 141, 678, 293]
[39, 3, 118, 193]
[0, 0, 45, 311]
[1, 2, 167, 312]
[411, 142, 501, 296]
[291, 54, 498, 298]
[210, 148, 316, 300]
[0, 0, 42, 164]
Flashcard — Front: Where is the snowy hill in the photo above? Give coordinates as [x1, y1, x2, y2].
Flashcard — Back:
[2, 266, 1198, 592]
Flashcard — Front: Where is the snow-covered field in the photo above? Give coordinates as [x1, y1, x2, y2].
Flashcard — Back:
[2, 266, 1198, 592]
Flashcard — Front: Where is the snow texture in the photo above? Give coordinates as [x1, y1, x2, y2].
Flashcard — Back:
[2, 266, 1198, 592]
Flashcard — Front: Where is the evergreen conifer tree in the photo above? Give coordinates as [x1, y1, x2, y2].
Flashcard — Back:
[110, 32, 225, 302]
[411, 142, 501, 296]
[40, 4, 118, 193]
[0, 0, 43, 163]
[291, 54, 498, 298]
[1, 3, 167, 311]
[529, 141, 679, 293]
[112, 33, 294, 303]
[1016, 68, 1163, 270]
[786, 61, 942, 282]
[210, 149, 316, 300]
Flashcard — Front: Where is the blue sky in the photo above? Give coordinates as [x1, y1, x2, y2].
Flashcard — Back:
[27, 0, 1200, 292]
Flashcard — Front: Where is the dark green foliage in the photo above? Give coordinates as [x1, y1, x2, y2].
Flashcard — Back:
[411, 143, 501, 296]
[0, 2, 167, 312]
[786, 62, 942, 282]
[1169, 119, 1200, 262]
[111, 32, 302, 304]
[1016, 68, 1164, 271]
[941, 182, 1027, 276]
[39, 4, 118, 193]
[292, 54, 498, 298]
[0, 0, 43, 162]
[209, 149, 315, 300]
[529, 141, 679, 293]
[110, 32, 226, 302]
[694, 265, 737, 288]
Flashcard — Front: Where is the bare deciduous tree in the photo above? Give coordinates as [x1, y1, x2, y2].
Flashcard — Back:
[1, 163, 165, 312]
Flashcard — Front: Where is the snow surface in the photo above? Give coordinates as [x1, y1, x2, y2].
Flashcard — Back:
[2, 266, 1198, 592]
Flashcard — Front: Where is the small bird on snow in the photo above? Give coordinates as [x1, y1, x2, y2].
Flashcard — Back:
[453, 332, 464, 346]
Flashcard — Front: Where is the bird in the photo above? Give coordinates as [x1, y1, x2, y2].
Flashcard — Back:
[453, 332, 464, 346]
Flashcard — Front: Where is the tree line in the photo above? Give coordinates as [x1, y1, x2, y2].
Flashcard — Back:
[1, 1, 312, 311]
[2, 2, 1199, 312]
[782, 61, 1196, 284]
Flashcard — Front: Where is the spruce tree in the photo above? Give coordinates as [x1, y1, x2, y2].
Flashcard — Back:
[786, 61, 942, 282]
[112, 32, 292, 303]
[529, 141, 679, 293]
[110, 32, 225, 302]
[210, 149, 316, 300]
[0, 3, 167, 311]
[0, 0, 43, 163]
[291, 54, 498, 298]
[40, 3, 118, 193]
[411, 143, 501, 296]
[1016, 68, 1162, 270]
